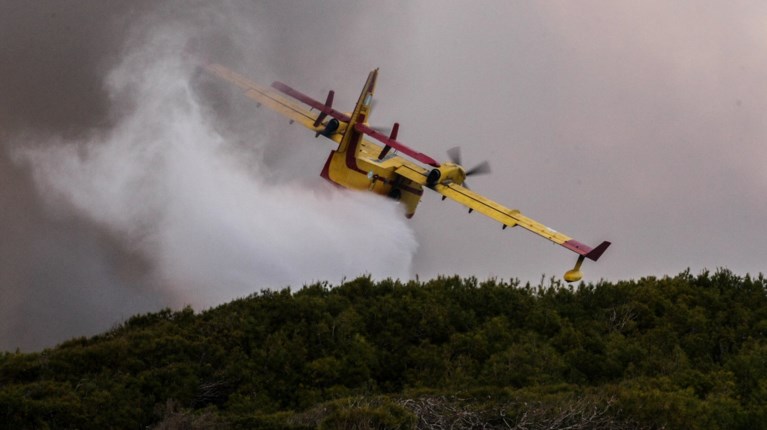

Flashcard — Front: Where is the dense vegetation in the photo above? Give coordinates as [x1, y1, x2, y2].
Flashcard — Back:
[2, 270, 767, 429]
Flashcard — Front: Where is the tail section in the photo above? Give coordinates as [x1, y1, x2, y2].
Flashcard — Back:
[336, 69, 378, 153]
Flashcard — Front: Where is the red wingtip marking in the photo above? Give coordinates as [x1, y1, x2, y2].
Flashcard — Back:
[320, 152, 333, 181]
[586, 241, 611, 261]
[562, 239, 611, 261]
[562, 239, 591, 255]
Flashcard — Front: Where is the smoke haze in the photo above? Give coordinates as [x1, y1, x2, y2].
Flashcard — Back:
[1, 2, 418, 351]
[2, 1, 766, 350]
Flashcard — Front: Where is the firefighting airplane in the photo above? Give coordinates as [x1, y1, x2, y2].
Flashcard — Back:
[197, 62, 610, 282]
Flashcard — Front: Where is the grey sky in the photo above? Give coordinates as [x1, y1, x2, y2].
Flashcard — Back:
[1, 1, 765, 350]
[220, 0, 766, 282]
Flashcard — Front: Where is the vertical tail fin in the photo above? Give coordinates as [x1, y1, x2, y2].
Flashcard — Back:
[336, 69, 378, 153]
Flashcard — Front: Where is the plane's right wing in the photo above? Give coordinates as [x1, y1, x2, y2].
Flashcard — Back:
[394, 162, 610, 262]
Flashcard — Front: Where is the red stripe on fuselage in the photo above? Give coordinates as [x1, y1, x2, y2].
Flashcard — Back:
[320, 152, 334, 182]
[342, 112, 368, 174]
[344, 136, 367, 174]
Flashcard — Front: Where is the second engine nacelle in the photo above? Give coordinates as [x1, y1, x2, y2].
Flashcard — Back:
[426, 163, 466, 187]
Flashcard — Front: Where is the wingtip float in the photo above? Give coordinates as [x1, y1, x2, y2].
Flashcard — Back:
[196, 60, 610, 282]
[563, 240, 612, 282]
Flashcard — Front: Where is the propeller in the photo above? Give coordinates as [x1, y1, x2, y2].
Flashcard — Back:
[446, 146, 491, 188]
[447, 146, 462, 166]
[466, 160, 491, 176]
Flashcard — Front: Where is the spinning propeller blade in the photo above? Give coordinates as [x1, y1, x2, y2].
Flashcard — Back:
[447, 146, 462, 166]
[447, 146, 491, 177]
[446, 146, 491, 189]
[465, 160, 491, 176]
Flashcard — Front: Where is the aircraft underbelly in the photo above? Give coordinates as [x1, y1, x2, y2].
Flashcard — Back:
[322, 151, 422, 217]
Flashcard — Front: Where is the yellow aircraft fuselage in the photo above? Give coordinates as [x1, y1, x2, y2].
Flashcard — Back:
[313, 69, 428, 217]
[320, 143, 424, 217]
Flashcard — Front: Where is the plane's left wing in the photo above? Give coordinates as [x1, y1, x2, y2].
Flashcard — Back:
[200, 63, 342, 141]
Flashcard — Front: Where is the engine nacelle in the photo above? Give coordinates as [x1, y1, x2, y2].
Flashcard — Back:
[317, 118, 340, 138]
[426, 163, 466, 187]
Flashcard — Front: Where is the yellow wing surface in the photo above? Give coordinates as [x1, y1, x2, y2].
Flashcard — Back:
[201, 63, 343, 143]
[394, 162, 610, 268]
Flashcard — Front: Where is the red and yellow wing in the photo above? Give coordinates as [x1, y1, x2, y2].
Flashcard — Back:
[394, 161, 610, 263]
[201, 63, 343, 143]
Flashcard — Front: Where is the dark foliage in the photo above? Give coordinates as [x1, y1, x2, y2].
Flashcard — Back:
[1, 269, 766, 429]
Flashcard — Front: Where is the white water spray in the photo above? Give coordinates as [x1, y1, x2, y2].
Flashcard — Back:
[16, 27, 417, 308]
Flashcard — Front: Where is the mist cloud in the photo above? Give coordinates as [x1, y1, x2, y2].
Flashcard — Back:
[15, 22, 417, 306]
[1, 2, 418, 351]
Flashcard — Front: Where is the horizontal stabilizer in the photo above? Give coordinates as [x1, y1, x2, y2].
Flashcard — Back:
[355, 123, 440, 167]
[272, 82, 350, 123]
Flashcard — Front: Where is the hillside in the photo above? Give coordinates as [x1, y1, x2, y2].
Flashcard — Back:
[2, 270, 766, 429]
